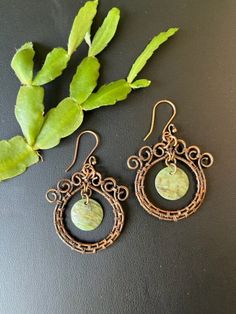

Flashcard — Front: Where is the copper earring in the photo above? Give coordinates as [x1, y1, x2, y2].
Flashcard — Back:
[127, 100, 214, 221]
[46, 130, 129, 254]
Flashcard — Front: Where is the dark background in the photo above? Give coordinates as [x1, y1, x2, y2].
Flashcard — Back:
[0, 0, 235, 313]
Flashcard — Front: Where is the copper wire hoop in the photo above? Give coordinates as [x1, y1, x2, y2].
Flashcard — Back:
[127, 100, 214, 221]
[46, 131, 129, 254]
[134, 155, 205, 221]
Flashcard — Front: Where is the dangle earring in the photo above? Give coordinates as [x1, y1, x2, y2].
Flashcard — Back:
[127, 100, 214, 221]
[46, 130, 129, 254]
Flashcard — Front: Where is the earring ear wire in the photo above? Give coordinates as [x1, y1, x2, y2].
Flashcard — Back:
[65, 130, 99, 172]
[143, 100, 176, 141]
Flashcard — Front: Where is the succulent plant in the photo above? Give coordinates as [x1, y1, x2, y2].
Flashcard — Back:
[0, 0, 178, 182]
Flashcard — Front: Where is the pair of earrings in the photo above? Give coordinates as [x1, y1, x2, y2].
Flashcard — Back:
[46, 100, 214, 254]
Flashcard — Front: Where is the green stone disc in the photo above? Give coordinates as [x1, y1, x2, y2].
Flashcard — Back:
[71, 199, 103, 231]
[155, 166, 189, 201]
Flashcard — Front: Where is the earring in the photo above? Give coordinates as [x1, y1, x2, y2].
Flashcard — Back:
[127, 100, 214, 221]
[46, 130, 129, 254]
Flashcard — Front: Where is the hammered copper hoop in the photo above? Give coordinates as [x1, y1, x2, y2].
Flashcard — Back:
[46, 131, 129, 254]
[127, 100, 214, 221]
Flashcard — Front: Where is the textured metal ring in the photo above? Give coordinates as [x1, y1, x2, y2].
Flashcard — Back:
[134, 155, 206, 221]
[53, 185, 125, 254]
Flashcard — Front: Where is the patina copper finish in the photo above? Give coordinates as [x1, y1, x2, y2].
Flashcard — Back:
[127, 100, 214, 221]
[46, 131, 129, 254]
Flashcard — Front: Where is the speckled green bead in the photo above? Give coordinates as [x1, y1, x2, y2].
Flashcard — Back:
[71, 199, 103, 231]
[155, 166, 189, 201]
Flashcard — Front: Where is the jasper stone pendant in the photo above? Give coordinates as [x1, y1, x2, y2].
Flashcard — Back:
[71, 199, 103, 231]
[155, 166, 189, 201]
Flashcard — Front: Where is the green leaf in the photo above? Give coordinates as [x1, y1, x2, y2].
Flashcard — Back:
[130, 79, 151, 89]
[82, 79, 131, 111]
[34, 98, 84, 150]
[68, 0, 98, 56]
[127, 28, 179, 83]
[88, 7, 120, 57]
[0, 136, 39, 181]
[33, 48, 69, 86]
[15, 86, 44, 146]
[11, 42, 35, 85]
[70, 56, 100, 104]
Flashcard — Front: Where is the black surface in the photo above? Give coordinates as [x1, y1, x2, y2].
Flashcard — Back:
[0, 1, 236, 313]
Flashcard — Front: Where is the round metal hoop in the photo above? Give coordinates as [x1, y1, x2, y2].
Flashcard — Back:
[134, 155, 206, 221]
[53, 185, 125, 254]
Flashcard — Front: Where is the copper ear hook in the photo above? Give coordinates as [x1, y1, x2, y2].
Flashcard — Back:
[65, 130, 100, 172]
[143, 100, 177, 141]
